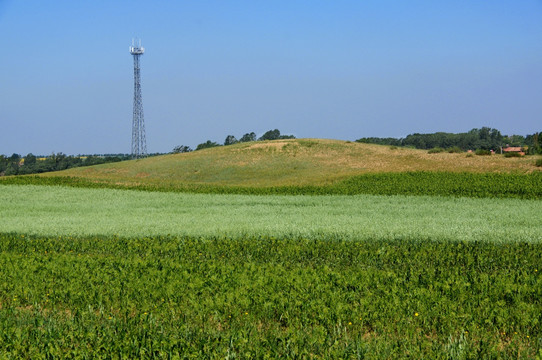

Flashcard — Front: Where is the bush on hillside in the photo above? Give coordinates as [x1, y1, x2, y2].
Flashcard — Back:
[172, 145, 192, 153]
[536, 159, 542, 167]
[475, 149, 492, 156]
[224, 135, 238, 146]
[239, 132, 256, 143]
[504, 152, 522, 158]
[447, 146, 463, 153]
[428, 147, 445, 154]
[258, 129, 296, 141]
[195, 140, 221, 151]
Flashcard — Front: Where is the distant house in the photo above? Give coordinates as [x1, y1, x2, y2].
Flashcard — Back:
[502, 146, 525, 155]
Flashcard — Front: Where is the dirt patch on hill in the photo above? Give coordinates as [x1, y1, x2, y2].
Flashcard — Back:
[245, 140, 295, 150]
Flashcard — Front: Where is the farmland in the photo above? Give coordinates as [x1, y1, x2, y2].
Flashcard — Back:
[1, 140, 541, 358]
[1, 234, 540, 358]
[0, 185, 541, 242]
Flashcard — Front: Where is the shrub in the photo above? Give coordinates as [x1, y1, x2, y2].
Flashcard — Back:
[475, 149, 491, 156]
[466, 153, 474, 158]
[195, 140, 220, 151]
[172, 145, 192, 153]
[428, 147, 445, 154]
[504, 152, 522, 158]
[447, 146, 463, 153]
[536, 159, 542, 167]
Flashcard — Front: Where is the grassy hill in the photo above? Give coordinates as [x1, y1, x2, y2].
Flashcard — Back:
[39, 139, 539, 188]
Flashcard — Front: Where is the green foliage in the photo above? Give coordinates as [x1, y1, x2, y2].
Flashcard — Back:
[24, 153, 37, 166]
[224, 135, 238, 146]
[4, 163, 19, 176]
[239, 132, 256, 142]
[356, 127, 528, 151]
[172, 145, 192, 153]
[447, 146, 463, 153]
[475, 149, 491, 156]
[504, 151, 523, 158]
[258, 129, 295, 141]
[536, 158, 542, 167]
[526, 132, 542, 154]
[503, 134, 526, 147]
[356, 137, 402, 146]
[0, 153, 127, 175]
[0, 233, 539, 358]
[428, 147, 445, 154]
[195, 140, 221, 151]
[259, 129, 281, 141]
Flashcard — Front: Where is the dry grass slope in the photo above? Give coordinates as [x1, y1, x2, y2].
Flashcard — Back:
[41, 139, 540, 188]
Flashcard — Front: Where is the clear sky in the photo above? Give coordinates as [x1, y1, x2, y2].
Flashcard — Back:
[1, 1, 541, 155]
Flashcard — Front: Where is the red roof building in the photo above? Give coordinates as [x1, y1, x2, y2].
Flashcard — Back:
[502, 147, 525, 156]
[502, 147, 522, 152]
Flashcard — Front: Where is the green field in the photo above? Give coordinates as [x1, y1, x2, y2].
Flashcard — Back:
[0, 185, 541, 242]
[1, 234, 540, 358]
[1, 141, 541, 358]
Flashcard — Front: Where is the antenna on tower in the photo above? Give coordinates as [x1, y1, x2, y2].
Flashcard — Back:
[130, 38, 147, 159]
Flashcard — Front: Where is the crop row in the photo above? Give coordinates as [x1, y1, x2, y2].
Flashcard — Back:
[2, 171, 542, 198]
[0, 233, 540, 358]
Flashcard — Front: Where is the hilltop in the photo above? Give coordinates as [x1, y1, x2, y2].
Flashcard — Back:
[38, 139, 539, 188]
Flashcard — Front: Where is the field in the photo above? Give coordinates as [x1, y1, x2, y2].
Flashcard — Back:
[0, 185, 541, 242]
[1, 140, 541, 358]
[1, 234, 540, 358]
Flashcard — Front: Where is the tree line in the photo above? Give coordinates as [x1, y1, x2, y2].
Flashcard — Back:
[0, 153, 131, 176]
[172, 129, 295, 153]
[356, 128, 542, 154]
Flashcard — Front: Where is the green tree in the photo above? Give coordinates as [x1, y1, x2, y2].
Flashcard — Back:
[239, 132, 256, 142]
[24, 153, 37, 167]
[4, 154, 21, 175]
[9, 153, 21, 164]
[0, 155, 7, 173]
[224, 135, 238, 146]
[259, 129, 281, 141]
[195, 140, 220, 151]
[17, 153, 37, 174]
[83, 156, 105, 166]
[172, 145, 192, 153]
[4, 163, 18, 176]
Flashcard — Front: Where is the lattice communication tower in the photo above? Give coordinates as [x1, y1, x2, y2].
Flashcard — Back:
[130, 39, 147, 158]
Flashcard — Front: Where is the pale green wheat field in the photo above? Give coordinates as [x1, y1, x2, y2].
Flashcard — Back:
[1, 184, 540, 242]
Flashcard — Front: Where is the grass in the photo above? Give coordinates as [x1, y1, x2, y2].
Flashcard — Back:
[36, 139, 541, 188]
[1, 184, 541, 242]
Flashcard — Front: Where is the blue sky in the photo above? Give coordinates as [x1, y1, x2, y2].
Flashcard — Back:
[1, 1, 541, 155]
